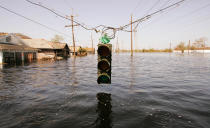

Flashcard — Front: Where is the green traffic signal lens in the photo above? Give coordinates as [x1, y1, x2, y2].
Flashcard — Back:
[98, 45, 110, 57]
[97, 74, 110, 84]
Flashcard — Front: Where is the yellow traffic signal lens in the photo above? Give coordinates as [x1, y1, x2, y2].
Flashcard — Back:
[98, 60, 110, 71]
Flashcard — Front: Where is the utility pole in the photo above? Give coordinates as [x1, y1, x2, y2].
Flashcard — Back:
[170, 42, 171, 52]
[71, 15, 76, 56]
[65, 13, 79, 56]
[131, 15, 133, 56]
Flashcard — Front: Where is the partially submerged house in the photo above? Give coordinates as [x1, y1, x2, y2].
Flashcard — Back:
[69, 46, 82, 55]
[0, 34, 38, 65]
[50, 42, 70, 59]
[22, 39, 70, 60]
[0, 33, 70, 62]
[22, 39, 55, 60]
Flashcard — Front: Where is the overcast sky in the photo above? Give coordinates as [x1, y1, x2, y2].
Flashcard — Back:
[0, 0, 210, 49]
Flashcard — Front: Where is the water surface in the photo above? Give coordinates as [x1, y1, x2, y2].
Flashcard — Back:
[0, 53, 210, 128]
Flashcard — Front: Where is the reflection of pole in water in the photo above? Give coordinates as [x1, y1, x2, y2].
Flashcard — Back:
[71, 57, 78, 85]
[130, 56, 135, 88]
[95, 93, 112, 128]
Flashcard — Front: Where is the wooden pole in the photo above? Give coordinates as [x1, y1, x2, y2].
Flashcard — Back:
[131, 15, 133, 56]
[71, 15, 76, 56]
[170, 42, 171, 52]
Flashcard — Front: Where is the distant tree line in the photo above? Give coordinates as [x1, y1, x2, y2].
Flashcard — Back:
[175, 37, 208, 53]
[118, 48, 173, 53]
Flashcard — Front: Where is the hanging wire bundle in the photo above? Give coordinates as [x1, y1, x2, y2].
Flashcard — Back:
[25, 0, 186, 40]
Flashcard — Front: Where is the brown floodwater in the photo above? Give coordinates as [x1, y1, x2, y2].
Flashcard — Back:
[0, 53, 210, 128]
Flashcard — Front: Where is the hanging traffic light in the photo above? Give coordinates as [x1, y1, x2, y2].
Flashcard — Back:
[97, 43, 112, 84]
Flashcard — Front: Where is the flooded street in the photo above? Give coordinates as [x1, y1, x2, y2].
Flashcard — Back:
[0, 53, 210, 128]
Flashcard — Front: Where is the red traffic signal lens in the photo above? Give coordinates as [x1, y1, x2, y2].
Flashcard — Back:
[98, 45, 111, 57]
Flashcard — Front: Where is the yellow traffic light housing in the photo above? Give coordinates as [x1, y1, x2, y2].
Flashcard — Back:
[97, 43, 112, 84]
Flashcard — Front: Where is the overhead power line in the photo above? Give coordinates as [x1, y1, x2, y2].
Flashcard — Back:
[144, 0, 161, 16]
[0, 4, 71, 38]
[25, 0, 186, 39]
[25, 0, 99, 32]
[176, 2, 210, 20]
[129, 0, 186, 31]
[133, 0, 161, 30]
[131, 0, 143, 14]
[150, 2, 210, 28]
[108, 0, 186, 32]
[160, 0, 173, 9]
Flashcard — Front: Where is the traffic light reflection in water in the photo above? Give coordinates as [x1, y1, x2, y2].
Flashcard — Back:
[94, 93, 112, 128]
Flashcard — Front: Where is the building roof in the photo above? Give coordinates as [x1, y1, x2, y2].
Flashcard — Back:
[0, 32, 31, 39]
[0, 33, 69, 50]
[22, 39, 53, 49]
[23, 39, 69, 50]
[0, 34, 27, 45]
[0, 42, 37, 51]
[0, 34, 51, 49]
[49, 42, 69, 50]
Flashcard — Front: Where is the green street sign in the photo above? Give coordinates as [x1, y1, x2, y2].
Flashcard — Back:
[100, 34, 110, 44]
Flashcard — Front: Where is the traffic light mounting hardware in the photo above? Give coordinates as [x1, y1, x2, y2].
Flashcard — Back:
[97, 43, 112, 84]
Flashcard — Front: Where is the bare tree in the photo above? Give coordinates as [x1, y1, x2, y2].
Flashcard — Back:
[51, 35, 64, 42]
[175, 42, 186, 53]
[193, 37, 208, 48]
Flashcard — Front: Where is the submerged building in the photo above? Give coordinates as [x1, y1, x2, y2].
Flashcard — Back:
[0, 33, 70, 62]
[69, 46, 81, 55]
[0, 42, 37, 65]
[22, 39, 70, 60]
